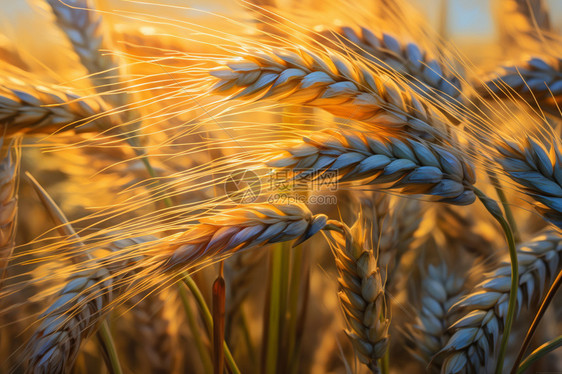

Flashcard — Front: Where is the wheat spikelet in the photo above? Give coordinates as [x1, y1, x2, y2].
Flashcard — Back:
[210, 47, 452, 139]
[495, 136, 562, 228]
[479, 56, 562, 115]
[46, 0, 122, 96]
[25, 236, 155, 374]
[163, 202, 328, 270]
[405, 263, 465, 370]
[319, 26, 462, 104]
[0, 73, 118, 136]
[327, 219, 390, 373]
[125, 291, 177, 374]
[267, 128, 476, 205]
[0, 141, 17, 283]
[438, 231, 562, 374]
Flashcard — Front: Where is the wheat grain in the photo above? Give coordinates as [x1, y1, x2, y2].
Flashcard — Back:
[327, 219, 390, 373]
[319, 26, 462, 104]
[210, 47, 453, 139]
[438, 231, 562, 374]
[0, 73, 118, 135]
[496, 136, 562, 229]
[405, 263, 465, 370]
[0, 140, 17, 284]
[479, 56, 562, 116]
[267, 128, 475, 205]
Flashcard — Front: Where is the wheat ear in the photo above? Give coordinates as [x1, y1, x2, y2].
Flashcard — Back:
[327, 219, 390, 373]
[319, 26, 462, 104]
[163, 202, 328, 270]
[0, 140, 17, 283]
[405, 263, 465, 369]
[438, 231, 562, 374]
[126, 291, 177, 373]
[25, 236, 155, 374]
[267, 128, 475, 205]
[210, 47, 452, 139]
[46, 0, 122, 96]
[496, 136, 562, 229]
[497, 0, 552, 51]
[479, 56, 562, 116]
[0, 73, 118, 135]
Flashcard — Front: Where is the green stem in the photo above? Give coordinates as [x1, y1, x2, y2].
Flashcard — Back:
[178, 282, 213, 373]
[286, 244, 303, 370]
[516, 336, 562, 374]
[487, 171, 520, 243]
[140, 155, 173, 208]
[182, 274, 241, 374]
[473, 187, 518, 374]
[98, 321, 123, 374]
[239, 311, 257, 365]
[264, 243, 286, 373]
[511, 269, 562, 373]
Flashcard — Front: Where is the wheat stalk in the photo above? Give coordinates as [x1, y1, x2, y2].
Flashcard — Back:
[405, 263, 465, 370]
[210, 46, 453, 139]
[495, 136, 562, 229]
[479, 56, 562, 116]
[319, 26, 462, 104]
[0, 73, 118, 135]
[267, 128, 476, 205]
[437, 231, 562, 374]
[46, 0, 122, 97]
[0, 140, 17, 284]
[25, 236, 155, 374]
[327, 219, 390, 373]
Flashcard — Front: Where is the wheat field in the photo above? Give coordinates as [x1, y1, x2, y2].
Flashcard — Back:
[0, 0, 561, 373]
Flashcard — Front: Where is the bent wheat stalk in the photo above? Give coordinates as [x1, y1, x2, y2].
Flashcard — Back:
[267, 128, 476, 205]
[0, 73, 118, 135]
[438, 231, 562, 374]
[496, 136, 562, 229]
[318, 26, 462, 104]
[210, 46, 452, 139]
[327, 219, 390, 373]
